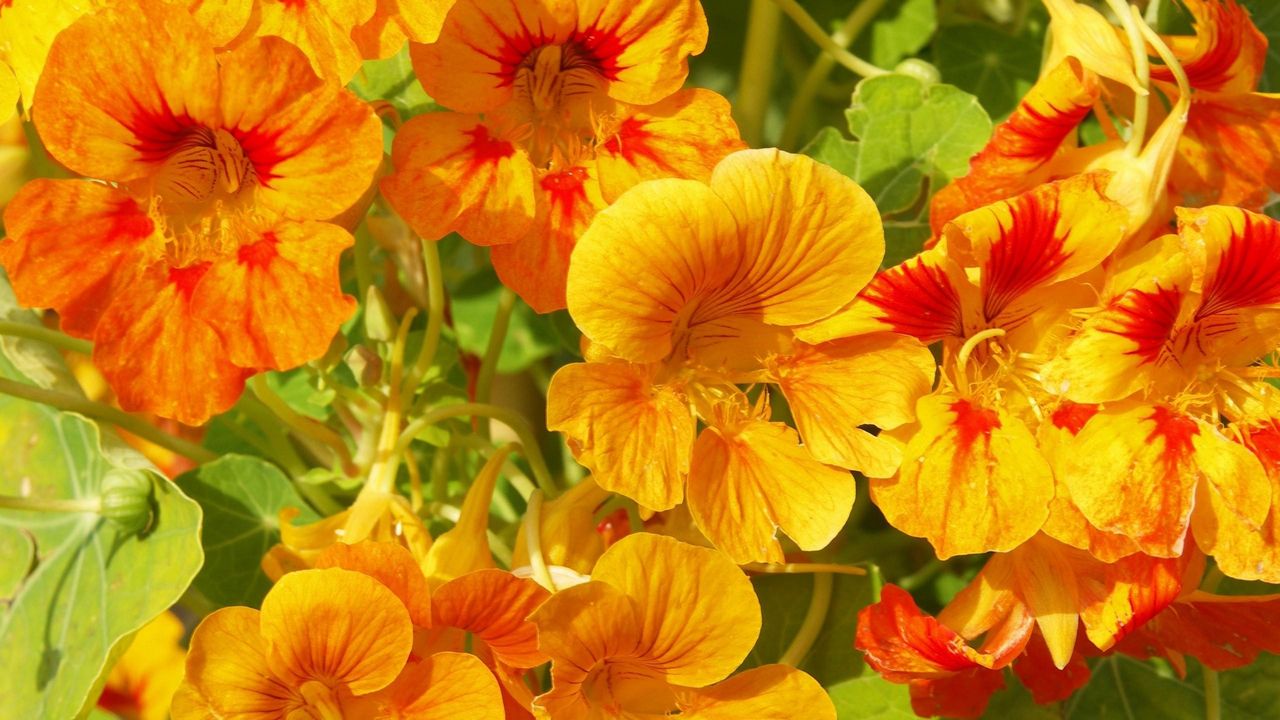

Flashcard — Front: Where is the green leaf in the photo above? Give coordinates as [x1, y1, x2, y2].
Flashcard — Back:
[1241, 1, 1280, 92]
[0, 398, 203, 718]
[0, 269, 80, 391]
[265, 368, 334, 422]
[348, 45, 436, 119]
[862, 0, 938, 69]
[1065, 656, 1202, 719]
[934, 20, 1043, 119]
[1217, 653, 1280, 718]
[450, 264, 561, 373]
[742, 571, 873, 686]
[177, 455, 319, 608]
[827, 674, 916, 720]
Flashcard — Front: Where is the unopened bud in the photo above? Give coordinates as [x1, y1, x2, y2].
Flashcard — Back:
[344, 345, 383, 387]
[364, 285, 396, 342]
[99, 469, 155, 536]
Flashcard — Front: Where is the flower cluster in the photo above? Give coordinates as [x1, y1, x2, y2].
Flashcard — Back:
[2, 0, 1280, 719]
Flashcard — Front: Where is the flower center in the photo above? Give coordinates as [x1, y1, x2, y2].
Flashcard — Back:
[514, 43, 605, 119]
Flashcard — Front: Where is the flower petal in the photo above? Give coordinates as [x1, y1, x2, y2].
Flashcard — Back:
[770, 334, 935, 478]
[176, 607, 294, 719]
[1172, 92, 1280, 209]
[1042, 0, 1144, 93]
[253, 0, 375, 81]
[0, 179, 154, 338]
[547, 361, 694, 511]
[871, 395, 1052, 558]
[1150, 0, 1267, 94]
[1121, 590, 1280, 671]
[432, 569, 551, 669]
[590, 533, 761, 687]
[314, 541, 433, 629]
[677, 665, 835, 720]
[362, 651, 505, 720]
[511, 476, 611, 574]
[595, 88, 744, 203]
[260, 568, 413, 696]
[688, 418, 856, 564]
[1204, 422, 1280, 582]
[382, 113, 536, 245]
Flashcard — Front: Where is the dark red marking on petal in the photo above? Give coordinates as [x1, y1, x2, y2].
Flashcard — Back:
[108, 198, 156, 240]
[233, 125, 289, 186]
[1149, 0, 1264, 92]
[1242, 421, 1280, 473]
[1146, 405, 1199, 471]
[599, 116, 671, 171]
[238, 232, 279, 268]
[1102, 284, 1183, 364]
[980, 188, 1071, 322]
[96, 685, 140, 714]
[951, 400, 1001, 459]
[1196, 211, 1280, 320]
[541, 166, 588, 215]
[1051, 402, 1099, 435]
[863, 258, 964, 343]
[169, 262, 212, 298]
[465, 124, 516, 165]
[124, 95, 201, 163]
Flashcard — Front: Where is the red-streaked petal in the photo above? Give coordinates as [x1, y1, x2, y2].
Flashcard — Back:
[930, 58, 1100, 233]
[382, 113, 536, 245]
[1149, 0, 1267, 95]
[1120, 590, 1280, 672]
[1172, 91, 1280, 209]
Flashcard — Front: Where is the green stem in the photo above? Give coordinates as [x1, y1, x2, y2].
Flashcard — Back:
[250, 376, 354, 473]
[475, 287, 517, 440]
[772, 0, 890, 80]
[353, 227, 375, 302]
[778, 0, 888, 150]
[779, 571, 833, 667]
[1204, 668, 1221, 720]
[396, 402, 557, 498]
[524, 489, 558, 591]
[0, 321, 92, 355]
[0, 377, 216, 463]
[898, 557, 946, 591]
[0, 493, 101, 514]
[403, 237, 446, 403]
[736, 0, 783, 147]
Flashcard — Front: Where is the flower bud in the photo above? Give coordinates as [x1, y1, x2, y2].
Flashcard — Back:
[363, 285, 396, 342]
[100, 469, 155, 536]
[344, 345, 383, 387]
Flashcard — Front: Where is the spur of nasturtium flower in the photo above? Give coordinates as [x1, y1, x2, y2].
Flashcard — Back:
[547, 148, 935, 564]
[0, 0, 382, 425]
[381, 0, 744, 312]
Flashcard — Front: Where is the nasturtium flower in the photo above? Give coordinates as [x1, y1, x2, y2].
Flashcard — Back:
[381, 0, 744, 312]
[353, 0, 454, 59]
[511, 476, 613, 576]
[547, 149, 934, 563]
[97, 611, 186, 720]
[805, 174, 1128, 558]
[0, 1, 382, 425]
[0, 0, 96, 123]
[530, 533, 835, 719]
[1044, 206, 1279, 572]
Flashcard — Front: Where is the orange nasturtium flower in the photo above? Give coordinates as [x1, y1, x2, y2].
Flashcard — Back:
[381, 0, 743, 312]
[0, 1, 382, 425]
[1043, 206, 1280, 576]
[97, 611, 187, 720]
[178, 541, 548, 718]
[547, 149, 935, 563]
[531, 533, 834, 719]
[803, 174, 1128, 559]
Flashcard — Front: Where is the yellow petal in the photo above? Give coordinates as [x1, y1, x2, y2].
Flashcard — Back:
[688, 418, 856, 564]
[422, 446, 509, 585]
[771, 334, 935, 478]
[176, 607, 293, 719]
[591, 533, 761, 687]
[315, 541, 433, 628]
[0, 63, 15, 125]
[361, 651, 505, 720]
[254, 0, 375, 81]
[260, 568, 413, 695]
[678, 665, 836, 720]
[1042, 0, 1145, 93]
[512, 476, 611, 574]
[872, 394, 1052, 558]
[1203, 422, 1280, 582]
[547, 361, 693, 511]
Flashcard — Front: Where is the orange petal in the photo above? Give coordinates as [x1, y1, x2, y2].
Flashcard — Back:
[218, 37, 384, 221]
[189, 0, 255, 47]
[569, 149, 881, 363]
[33, 2, 220, 183]
[770, 334, 935, 478]
[176, 607, 294, 719]
[1150, 0, 1267, 95]
[871, 395, 1053, 558]
[354, 0, 452, 58]
[431, 570, 550, 669]
[193, 222, 355, 370]
[1173, 91, 1280, 209]
[92, 264, 252, 425]
[253, 0, 375, 81]
[1042, 0, 1144, 93]
[943, 174, 1128, 327]
[930, 58, 1100, 233]
[595, 88, 744, 203]
[589, 533, 761, 687]
[1205, 421, 1280, 582]
[315, 541, 433, 628]
[0, 179, 154, 338]
[414, 0, 706, 113]
[687, 418, 856, 564]
[676, 665, 835, 720]
[1076, 549, 1185, 653]
[490, 162, 607, 313]
[259, 568, 413, 695]
[856, 585, 1030, 680]
[360, 651, 505, 720]
[907, 669, 1006, 720]
[529, 581, 645, 719]
[1121, 590, 1280, 671]
[382, 113, 536, 244]
[1189, 422, 1273, 571]
[546, 361, 693, 512]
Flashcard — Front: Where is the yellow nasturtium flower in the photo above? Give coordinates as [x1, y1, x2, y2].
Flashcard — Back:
[531, 533, 835, 719]
[97, 611, 187, 720]
[547, 148, 935, 563]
